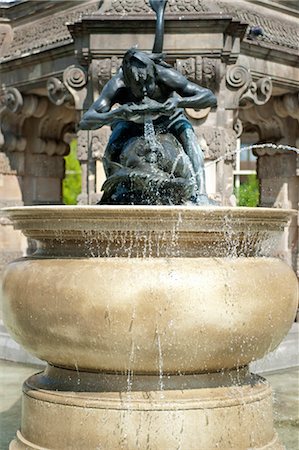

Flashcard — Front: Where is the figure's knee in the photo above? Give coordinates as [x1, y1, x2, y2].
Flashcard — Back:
[179, 129, 204, 158]
[105, 122, 130, 159]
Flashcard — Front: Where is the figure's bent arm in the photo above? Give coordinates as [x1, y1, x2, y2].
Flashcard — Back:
[79, 72, 125, 130]
[177, 80, 217, 109]
[157, 66, 217, 110]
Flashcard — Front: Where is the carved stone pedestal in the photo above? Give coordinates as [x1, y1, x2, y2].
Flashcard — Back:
[2, 206, 298, 450]
[11, 367, 282, 450]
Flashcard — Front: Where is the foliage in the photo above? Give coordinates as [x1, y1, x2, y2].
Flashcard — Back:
[235, 174, 259, 207]
[63, 140, 81, 205]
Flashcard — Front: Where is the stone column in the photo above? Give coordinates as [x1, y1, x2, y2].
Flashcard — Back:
[255, 148, 298, 274]
[47, 65, 89, 204]
[84, 57, 123, 203]
[0, 85, 77, 267]
[239, 92, 299, 276]
[1, 87, 77, 205]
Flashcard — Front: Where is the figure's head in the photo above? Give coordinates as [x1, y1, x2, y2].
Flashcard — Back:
[122, 48, 156, 98]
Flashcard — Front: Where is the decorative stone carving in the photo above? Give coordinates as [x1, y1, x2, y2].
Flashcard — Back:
[77, 130, 89, 161]
[2, 87, 23, 114]
[1, 133, 26, 153]
[202, 58, 219, 89]
[273, 93, 299, 121]
[91, 128, 110, 160]
[1, 88, 29, 153]
[196, 126, 237, 161]
[64, 66, 87, 89]
[76, 128, 110, 162]
[0, 88, 6, 149]
[226, 65, 251, 91]
[240, 77, 272, 109]
[239, 104, 283, 143]
[226, 64, 272, 109]
[47, 77, 73, 107]
[36, 103, 76, 157]
[3, 0, 298, 67]
[1, 88, 48, 119]
[31, 138, 67, 157]
[175, 56, 219, 89]
[175, 57, 218, 119]
[91, 57, 122, 90]
[233, 118, 243, 138]
[0, 23, 13, 58]
[0, 88, 76, 158]
[63, 65, 88, 110]
[175, 58, 196, 80]
[253, 146, 297, 158]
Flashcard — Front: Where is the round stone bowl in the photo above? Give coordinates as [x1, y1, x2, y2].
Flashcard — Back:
[2, 206, 298, 374]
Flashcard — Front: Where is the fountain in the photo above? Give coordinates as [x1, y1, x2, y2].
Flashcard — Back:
[1, 1, 298, 449]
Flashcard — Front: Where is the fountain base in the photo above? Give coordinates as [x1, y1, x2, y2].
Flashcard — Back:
[10, 366, 283, 450]
[3, 206, 297, 450]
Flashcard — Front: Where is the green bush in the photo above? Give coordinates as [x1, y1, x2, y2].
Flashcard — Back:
[63, 140, 81, 205]
[235, 174, 259, 207]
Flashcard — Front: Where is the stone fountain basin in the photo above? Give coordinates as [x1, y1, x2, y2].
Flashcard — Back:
[2, 206, 298, 374]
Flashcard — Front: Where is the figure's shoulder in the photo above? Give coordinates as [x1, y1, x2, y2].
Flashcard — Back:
[155, 64, 187, 89]
[108, 68, 126, 89]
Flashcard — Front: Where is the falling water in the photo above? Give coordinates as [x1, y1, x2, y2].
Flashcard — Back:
[74, 362, 81, 386]
[205, 143, 299, 169]
[156, 332, 164, 394]
[144, 114, 163, 155]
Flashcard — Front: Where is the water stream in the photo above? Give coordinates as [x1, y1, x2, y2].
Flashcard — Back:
[144, 114, 163, 158]
[205, 143, 299, 169]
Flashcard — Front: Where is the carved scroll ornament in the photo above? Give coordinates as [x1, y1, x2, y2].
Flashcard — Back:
[47, 77, 73, 107]
[63, 65, 88, 110]
[240, 77, 272, 109]
[2, 87, 23, 114]
[226, 64, 272, 109]
[47, 66, 87, 109]
[0, 87, 76, 157]
[0, 88, 47, 153]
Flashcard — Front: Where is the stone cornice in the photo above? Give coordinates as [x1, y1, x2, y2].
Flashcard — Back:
[217, 1, 299, 51]
[247, 0, 299, 19]
[0, 1, 97, 24]
[68, 14, 243, 35]
[1, 0, 298, 63]
[0, 43, 75, 91]
[102, 0, 299, 52]
[0, 1, 99, 61]
[69, 14, 247, 64]
[241, 40, 299, 67]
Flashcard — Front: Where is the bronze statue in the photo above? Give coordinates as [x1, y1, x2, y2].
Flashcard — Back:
[79, 0, 217, 205]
